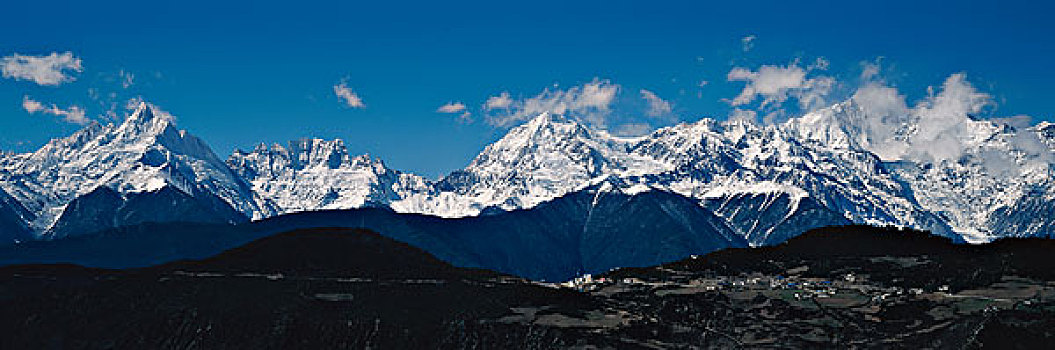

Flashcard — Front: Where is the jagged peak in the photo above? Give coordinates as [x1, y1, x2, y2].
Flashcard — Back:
[251, 142, 270, 153]
[229, 138, 394, 173]
[519, 113, 586, 133]
[350, 153, 381, 164]
[44, 120, 106, 148]
[496, 113, 594, 147]
[524, 111, 570, 126]
[660, 117, 723, 135]
[97, 101, 185, 151]
[123, 101, 173, 128]
[689, 116, 721, 128]
[1034, 121, 1055, 132]
[128, 101, 153, 121]
[290, 137, 345, 149]
[288, 137, 346, 155]
[722, 115, 758, 127]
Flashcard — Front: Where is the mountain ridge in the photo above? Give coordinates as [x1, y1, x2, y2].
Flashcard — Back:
[2, 99, 1053, 244]
[0, 102, 264, 238]
[0, 184, 749, 281]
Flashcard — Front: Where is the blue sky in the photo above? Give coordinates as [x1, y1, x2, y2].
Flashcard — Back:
[1, 0, 1053, 177]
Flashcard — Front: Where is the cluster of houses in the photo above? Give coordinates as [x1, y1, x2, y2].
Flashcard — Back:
[561, 270, 974, 312]
[561, 270, 956, 303]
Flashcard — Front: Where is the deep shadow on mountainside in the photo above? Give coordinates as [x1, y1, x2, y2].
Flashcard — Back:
[2, 226, 1055, 349]
[0, 187, 754, 282]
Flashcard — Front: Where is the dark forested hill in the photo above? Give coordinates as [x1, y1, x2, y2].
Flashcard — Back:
[2, 225, 1054, 349]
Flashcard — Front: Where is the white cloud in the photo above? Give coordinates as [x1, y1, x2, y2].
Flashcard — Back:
[437, 101, 467, 113]
[1, 52, 83, 86]
[728, 108, 758, 124]
[741, 35, 756, 52]
[847, 82, 912, 160]
[484, 78, 620, 127]
[21, 95, 44, 113]
[993, 115, 1053, 164]
[727, 64, 805, 108]
[22, 95, 89, 124]
[333, 82, 365, 108]
[859, 58, 884, 81]
[794, 75, 836, 111]
[639, 89, 672, 117]
[438, 101, 472, 123]
[905, 73, 992, 162]
[457, 111, 473, 124]
[726, 62, 837, 117]
[853, 82, 909, 118]
[914, 73, 991, 122]
[613, 123, 653, 137]
[484, 92, 513, 110]
[119, 69, 134, 88]
[808, 57, 830, 71]
[844, 72, 1001, 163]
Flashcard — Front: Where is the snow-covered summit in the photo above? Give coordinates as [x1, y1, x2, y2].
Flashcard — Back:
[4, 98, 1053, 244]
[232, 104, 1052, 243]
[0, 102, 262, 233]
[227, 138, 432, 216]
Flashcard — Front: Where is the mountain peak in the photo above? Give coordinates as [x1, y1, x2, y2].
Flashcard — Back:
[114, 101, 177, 141]
[519, 112, 585, 132]
[1035, 121, 1055, 133]
[2, 100, 262, 234]
[525, 111, 568, 124]
[228, 138, 390, 175]
[126, 102, 167, 125]
[503, 113, 591, 144]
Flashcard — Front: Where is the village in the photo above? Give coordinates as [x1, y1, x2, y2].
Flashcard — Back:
[559, 265, 1049, 316]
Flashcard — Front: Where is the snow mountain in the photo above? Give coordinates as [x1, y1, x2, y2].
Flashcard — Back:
[0, 186, 33, 244]
[0, 102, 264, 238]
[365, 108, 954, 244]
[227, 138, 432, 216]
[350, 103, 1049, 244]
[3, 98, 1053, 246]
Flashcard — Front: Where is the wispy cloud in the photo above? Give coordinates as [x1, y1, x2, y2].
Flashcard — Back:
[22, 95, 88, 124]
[119, 69, 134, 88]
[333, 81, 365, 108]
[905, 73, 993, 162]
[741, 35, 756, 52]
[21, 96, 44, 114]
[613, 123, 653, 137]
[727, 64, 806, 108]
[859, 58, 884, 81]
[808, 57, 830, 71]
[484, 92, 513, 110]
[726, 61, 835, 119]
[437, 101, 467, 113]
[639, 89, 672, 117]
[728, 108, 758, 124]
[843, 67, 1048, 171]
[483, 78, 620, 128]
[1, 52, 83, 86]
[437, 101, 472, 123]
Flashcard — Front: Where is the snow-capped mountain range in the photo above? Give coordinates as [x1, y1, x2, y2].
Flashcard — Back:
[227, 138, 432, 215]
[1, 100, 1052, 245]
[0, 103, 267, 240]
